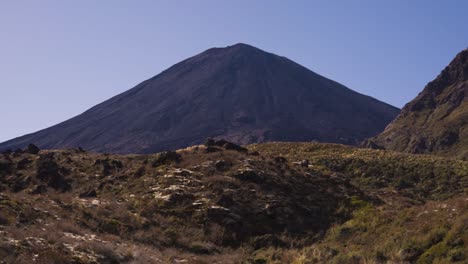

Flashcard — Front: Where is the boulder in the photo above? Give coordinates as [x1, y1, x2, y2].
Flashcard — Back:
[152, 151, 182, 167]
[223, 142, 248, 153]
[26, 144, 40, 155]
[17, 158, 32, 170]
[0, 158, 13, 175]
[216, 194, 236, 207]
[213, 139, 229, 147]
[36, 153, 71, 191]
[111, 160, 123, 169]
[207, 205, 242, 226]
[215, 160, 228, 170]
[205, 146, 222, 153]
[95, 159, 124, 175]
[206, 139, 248, 152]
[167, 192, 195, 205]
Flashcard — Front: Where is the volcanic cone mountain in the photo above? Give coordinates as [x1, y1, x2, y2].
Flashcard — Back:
[371, 48, 468, 159]
[0, 43, 399, 154]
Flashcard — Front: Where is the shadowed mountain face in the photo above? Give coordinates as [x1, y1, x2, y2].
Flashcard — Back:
[0, 43, 399, 154]
[371, 48, 468, 160]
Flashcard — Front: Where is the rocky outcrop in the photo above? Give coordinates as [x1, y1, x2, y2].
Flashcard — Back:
[151, 151, 182, 167]
[371, 48, 468, 160]
[26, 144, 40, 155]
[36, 153, 71, 191]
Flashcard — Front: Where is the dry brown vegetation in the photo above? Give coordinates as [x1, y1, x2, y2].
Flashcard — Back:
[0, 141, 467, 263]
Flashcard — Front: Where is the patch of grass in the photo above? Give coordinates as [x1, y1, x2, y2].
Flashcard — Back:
[249, 142, 468, 200]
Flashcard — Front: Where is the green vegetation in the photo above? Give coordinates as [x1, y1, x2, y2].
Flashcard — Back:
[250, 142, 468, 200]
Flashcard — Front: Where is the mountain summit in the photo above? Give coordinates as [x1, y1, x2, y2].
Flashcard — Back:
[371, 48, 467, 159]
[0, 43, 399, 153]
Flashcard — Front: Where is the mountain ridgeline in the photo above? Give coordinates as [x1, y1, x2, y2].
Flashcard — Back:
[0, 43, 399, 154]
[371, 48, 467, 160]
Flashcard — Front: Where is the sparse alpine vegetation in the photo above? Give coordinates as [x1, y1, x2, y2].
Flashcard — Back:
[0, 141, 466, 263]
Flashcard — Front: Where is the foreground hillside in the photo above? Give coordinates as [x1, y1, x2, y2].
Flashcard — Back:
[0, 141, 467, 263]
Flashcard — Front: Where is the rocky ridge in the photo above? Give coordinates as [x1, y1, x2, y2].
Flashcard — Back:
[370, 48, 468, 160]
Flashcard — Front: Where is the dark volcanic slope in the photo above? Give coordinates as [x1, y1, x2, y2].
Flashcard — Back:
[0, 43, 399, 154]
[371, 48, 468, 159]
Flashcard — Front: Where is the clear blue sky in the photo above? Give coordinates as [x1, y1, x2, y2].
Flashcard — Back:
[1, 1, 467, 142]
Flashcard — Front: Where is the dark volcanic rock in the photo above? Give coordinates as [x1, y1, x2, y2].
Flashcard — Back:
[205, 146, 222, 153]
[30, 184, 48, 195]
[206, 139, 247, 152]
[36, 153, 71, 191]
[152, 151, 182, 167]
[273, 156, 287, 164]
[0, 43, 399, 154]
[215, 160, 231, 171]
[0, 157, 13, 175]
[17, 158, 32, 170]
[223, 142, 248, 153]
[12, 176, 31, 192]
[26, 144, 40, 155]
[95, 159, 124, 175]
